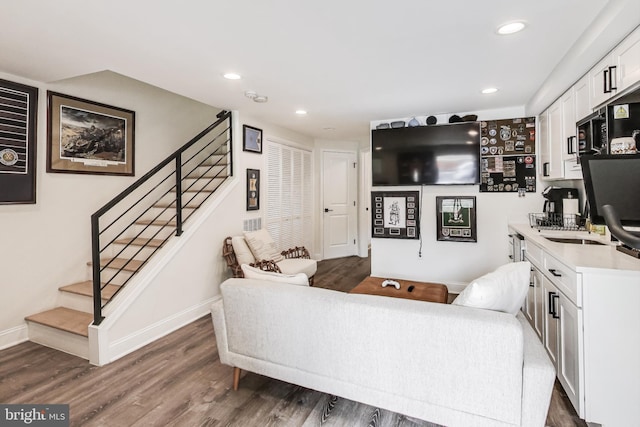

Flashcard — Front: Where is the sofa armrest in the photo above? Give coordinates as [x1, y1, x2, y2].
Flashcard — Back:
[210, 295, 232, 366]
[517, 313, 556, 427]
[281, 246, 310, 259]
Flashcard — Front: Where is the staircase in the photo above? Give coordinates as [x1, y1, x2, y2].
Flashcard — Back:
[25, 111, 233, 360]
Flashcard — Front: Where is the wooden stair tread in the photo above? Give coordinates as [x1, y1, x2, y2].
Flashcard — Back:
[25, 307, 92, 337]
[152, 203, 198, 209]
[114, 237, 165, 248]
[88, 257, 145, 272]
[59, 281, 119, 300]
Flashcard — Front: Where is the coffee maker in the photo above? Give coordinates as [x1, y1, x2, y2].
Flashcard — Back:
[542, 186, 580, 225]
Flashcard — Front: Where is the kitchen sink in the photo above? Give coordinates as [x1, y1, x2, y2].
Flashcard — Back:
[543, 237, 605, 245]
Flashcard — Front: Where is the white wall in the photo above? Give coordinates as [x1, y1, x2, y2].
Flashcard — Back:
[370, 107, 544, 292]
[0, 70, 223, 349]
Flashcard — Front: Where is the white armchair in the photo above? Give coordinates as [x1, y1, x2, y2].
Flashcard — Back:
[222, 229, 317, 285]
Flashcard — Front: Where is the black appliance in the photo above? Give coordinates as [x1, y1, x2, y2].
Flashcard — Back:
[581, 154, 640, 227]
[542, 186, 579, 216]
[371, 122, 480, 186]
[577, 109, 608, 155]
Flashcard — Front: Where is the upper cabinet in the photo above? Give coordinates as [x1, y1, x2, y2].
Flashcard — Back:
[616, 26, 640, 93]
[573, 75, 591, 122]
[589, 26, 640, 109]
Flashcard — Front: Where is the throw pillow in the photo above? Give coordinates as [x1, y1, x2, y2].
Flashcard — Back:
[231, 236, 255, 266]
[241, 264, 309, 286]
[452, 261, 531, 315]
[243, 229, 284, 262]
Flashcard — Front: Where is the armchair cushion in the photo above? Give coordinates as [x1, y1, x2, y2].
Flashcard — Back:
[276, 258, 317, 278]
[241, 264, 309, 286]
[243, 229, 284, 262]
[231, 236, 255, 266]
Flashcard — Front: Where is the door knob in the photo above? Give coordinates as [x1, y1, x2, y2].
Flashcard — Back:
[324, 208, 333, 213]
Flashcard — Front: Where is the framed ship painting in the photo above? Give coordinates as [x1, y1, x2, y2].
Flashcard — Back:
[47, 91, 135, 176]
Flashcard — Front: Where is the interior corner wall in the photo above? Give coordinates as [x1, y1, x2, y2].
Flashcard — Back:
[0, 70, 222, 349]
[370, 107, 544, 291]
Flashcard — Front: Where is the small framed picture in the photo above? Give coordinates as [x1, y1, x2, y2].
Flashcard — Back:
[246, 168, 260, 211]
[243, 124, 262, 153]
[436, 196, 477, 242]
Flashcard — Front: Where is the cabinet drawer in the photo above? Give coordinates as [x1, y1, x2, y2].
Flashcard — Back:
[525, 240, 544, 269]
[543, 252, 581, 307]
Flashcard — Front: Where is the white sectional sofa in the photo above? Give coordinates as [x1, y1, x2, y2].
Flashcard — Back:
[210, 278, 555, 427]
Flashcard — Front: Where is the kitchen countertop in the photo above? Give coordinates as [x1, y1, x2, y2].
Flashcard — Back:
[509, 223, 640, 273]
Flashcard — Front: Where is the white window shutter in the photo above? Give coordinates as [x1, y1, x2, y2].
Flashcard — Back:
[265, 141, 313, 253]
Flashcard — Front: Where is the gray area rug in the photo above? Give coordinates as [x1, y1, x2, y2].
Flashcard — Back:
[301, 394, 443, 427]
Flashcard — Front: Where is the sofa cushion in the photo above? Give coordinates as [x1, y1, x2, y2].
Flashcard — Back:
[452, 261, 531, 315]
[276, 258, 317, 278]
[243, 229, 284, 262]
[231, 236, 255, 266]
[241, 264, 309, 286]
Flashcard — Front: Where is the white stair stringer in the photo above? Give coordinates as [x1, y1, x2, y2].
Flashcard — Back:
[88, 176, 240, 366]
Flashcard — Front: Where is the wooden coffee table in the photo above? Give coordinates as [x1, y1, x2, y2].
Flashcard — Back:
[350, 276, 448, 304]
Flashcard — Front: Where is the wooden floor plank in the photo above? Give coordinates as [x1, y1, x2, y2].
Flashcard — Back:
[3, 255, 585, 426]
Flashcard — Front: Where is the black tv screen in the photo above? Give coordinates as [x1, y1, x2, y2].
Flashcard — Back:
[581, 154, 640, 227]
[371, 122, 480, 186]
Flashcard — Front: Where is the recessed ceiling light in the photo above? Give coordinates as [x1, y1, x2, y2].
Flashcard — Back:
[295, 110, 307, 116]
[223, 73, 241, 80]
[482, 87, 499, 94]
[496, 21, 526, 35]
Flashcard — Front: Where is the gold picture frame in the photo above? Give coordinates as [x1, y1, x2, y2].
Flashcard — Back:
[47, 91, 135, 176]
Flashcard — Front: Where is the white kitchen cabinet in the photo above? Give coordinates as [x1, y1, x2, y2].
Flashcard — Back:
[614, 25, 640, 93]
[589, 54, 617, 109]
[589, 26, 640, 110]
[532, 267, 544, 339]
[560, 89, 577, 162]
[538, 109, 550, 178]
[539, 102, 564, 179]
[557, 291, 583, 416]
[524, 268, 535, 324]
[510, 224, 640, 426]
[541, 274, 560, 366]
[574, 74, 591, 122]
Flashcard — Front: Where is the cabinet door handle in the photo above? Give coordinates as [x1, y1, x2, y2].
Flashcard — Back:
[548, 268, 562, 277]
[567, 136, 576, 155]
[548, 291, 556, 316]
[604, 68, 611, 93]
[543, 162, 549, 177]
[608, 65, 617, 91]
[552, 294, 560, 319]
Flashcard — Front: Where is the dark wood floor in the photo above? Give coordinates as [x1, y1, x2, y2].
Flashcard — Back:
[0, 254, 585, 426]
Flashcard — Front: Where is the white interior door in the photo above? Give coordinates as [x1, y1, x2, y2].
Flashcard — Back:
[322, 150, 357, 259]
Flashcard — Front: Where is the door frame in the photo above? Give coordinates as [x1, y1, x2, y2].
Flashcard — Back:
[320, 149, 358, 260]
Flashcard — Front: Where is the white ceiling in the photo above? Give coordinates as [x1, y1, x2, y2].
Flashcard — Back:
[0, 0, 636, 142]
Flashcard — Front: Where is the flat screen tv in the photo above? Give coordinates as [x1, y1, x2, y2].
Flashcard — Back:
[371, 122, 480, 186]
[581, 154, 640, 227]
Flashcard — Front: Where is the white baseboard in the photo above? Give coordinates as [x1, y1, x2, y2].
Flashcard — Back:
[98, 298, 216, 365]
[27, 323, 89, 359]
[0, 325, 28, 351]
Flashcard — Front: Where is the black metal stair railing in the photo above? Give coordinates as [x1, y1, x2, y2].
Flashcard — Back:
[90, 110, 233, 325]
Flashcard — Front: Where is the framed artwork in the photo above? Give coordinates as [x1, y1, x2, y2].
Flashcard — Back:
[47, 91, 135, 176]
[371, 191, 420, 239]
[243, 124, 262, 153]
[0, 79, 39, 204]
[436, 196, 477, 242]
[246, 168, 260, 210]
